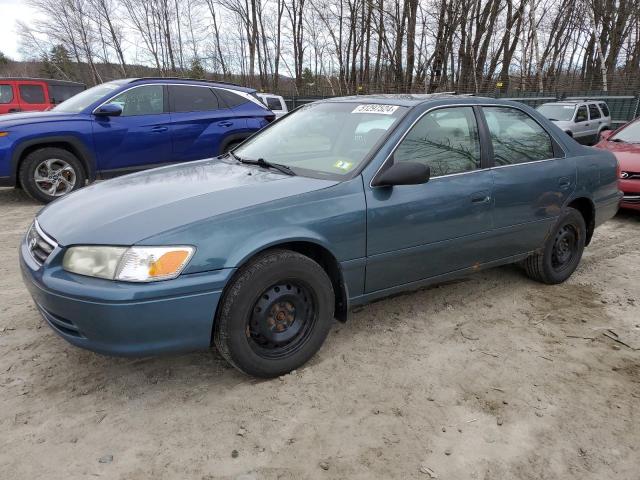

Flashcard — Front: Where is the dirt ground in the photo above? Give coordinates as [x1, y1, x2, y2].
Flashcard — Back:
[0, 186, 639, 480]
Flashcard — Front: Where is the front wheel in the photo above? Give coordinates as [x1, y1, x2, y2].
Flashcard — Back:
[214, 249, 335, 378]
[524, 207, 586, 284]
[18, 148, 86, 203]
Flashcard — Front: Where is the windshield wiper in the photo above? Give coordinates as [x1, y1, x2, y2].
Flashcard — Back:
[233, 153, 296, 176]
[610, 138, 625, 143]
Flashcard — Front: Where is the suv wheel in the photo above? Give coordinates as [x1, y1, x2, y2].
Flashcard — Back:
[19, 148, 86, 203]
[214, 249, 335, 378]
[524, 207, 586, 284]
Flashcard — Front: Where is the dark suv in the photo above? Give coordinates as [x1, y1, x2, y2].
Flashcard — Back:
[0, 78, 273, 202]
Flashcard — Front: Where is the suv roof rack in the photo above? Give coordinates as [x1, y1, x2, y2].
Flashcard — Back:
[128, 77, 245, 88]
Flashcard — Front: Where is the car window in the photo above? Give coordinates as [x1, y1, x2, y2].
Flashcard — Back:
[264, 96, 282, 111]
[0, 84, 13, 104]
[394, 107, 480, 177]
[599, 103, 610, 117]
[234, 102, 407, 179]
[19, 84, 46, 104]
[109, 85, 164, 116]
[169, 85, 219, 112]
[483, 107, 554, 165]
[53, 81, 124, 113]
[215, 89, 249, 108]
[575, 106, 588, 122]
[536, 104, 575, 121]
[588, 104, 601, 120]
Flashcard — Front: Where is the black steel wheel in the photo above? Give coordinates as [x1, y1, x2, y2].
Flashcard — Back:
[214, 249, 334, 378]
[524, 207, 586, 284]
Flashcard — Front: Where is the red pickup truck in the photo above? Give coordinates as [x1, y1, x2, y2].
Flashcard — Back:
[0, 78, 85, 114]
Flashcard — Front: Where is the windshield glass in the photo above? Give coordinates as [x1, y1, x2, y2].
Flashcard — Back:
[233, 102, 407, 178]
[52, 81, 124, 113]
[611, 120, 640, 143]
[536, 104, 576, 121]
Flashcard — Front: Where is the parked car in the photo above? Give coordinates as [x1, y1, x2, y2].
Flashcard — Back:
[0, 77, 85, 114]
[536, 100, 611, 144]
[256, 92, 288, 118]
[594, 117, 640, 211]
[20, 96, 621, 377]
[0, 78, 274, 203]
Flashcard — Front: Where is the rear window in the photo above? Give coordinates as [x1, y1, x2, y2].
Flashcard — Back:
[48, 84, 85, 104]
[169, 85, 219, 112]
[599, 103, 610, 117]
[19, 84, 46, 104]
[0, 84, 13, 104]
[216, 88, 249, 108]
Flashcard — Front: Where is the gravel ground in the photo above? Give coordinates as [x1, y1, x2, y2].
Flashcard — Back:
[1, 186, 639, 480]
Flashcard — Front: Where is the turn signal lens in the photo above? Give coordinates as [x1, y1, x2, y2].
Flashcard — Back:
[0, 132, 9, 137]
[149, 250, 190, 277]
[116, 246, 195, 282]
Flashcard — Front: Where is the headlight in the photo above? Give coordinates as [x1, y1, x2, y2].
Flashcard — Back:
[63, 246, 195, 282]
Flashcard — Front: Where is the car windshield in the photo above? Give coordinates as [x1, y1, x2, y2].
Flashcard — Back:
[536, 104, 575, 121]
[52, 81, 125, 113]
[611, 120, 640, 143]
[233, 102, 407, 179]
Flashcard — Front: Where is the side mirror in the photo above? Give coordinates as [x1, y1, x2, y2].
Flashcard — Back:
[94, 103, 123, 117]
[372, 161, 430, 187]
[599, 129, 613, 140]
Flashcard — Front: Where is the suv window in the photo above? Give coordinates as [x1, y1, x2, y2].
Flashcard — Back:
[265, 96, 282, 111]
[588, 104, 601, 120]
[170, 85, 219, 112]
[599, 103, 610, 117]
[0, 85, 13, 104]
[394, 106, 481, 177]
[483, 107, 554, 165]
[575, 106, 588, 122]
[19, 84, 46, 104]
[215, 89, 248, 108]
[109, 85, 164, 116]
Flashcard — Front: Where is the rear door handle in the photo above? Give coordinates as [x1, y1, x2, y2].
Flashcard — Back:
[558, 176, 571, 189]
[151, 126, 168, 133]
[470, 191, 491, 204]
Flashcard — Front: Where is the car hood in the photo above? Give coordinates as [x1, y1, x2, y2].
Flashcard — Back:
[0, 110, 80, 127]
[595, 140, 640, 170]
[37, 159, 338, 246]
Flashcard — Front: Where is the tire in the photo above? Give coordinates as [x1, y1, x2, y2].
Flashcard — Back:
[214, 249, 335, 378]
[19, 148, 86, 203]
[524, 207, 586, 284]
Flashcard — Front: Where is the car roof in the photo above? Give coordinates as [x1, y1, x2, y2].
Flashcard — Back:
[320, 94, 517, 108]
[541, 100, 605, 106]
[0, 77, 85, 87]
[124, 77, 256, 93]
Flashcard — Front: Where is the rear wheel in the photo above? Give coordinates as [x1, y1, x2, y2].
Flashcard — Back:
[524, 207, 586, 284]
[214, 249, 335, 378]
[19, 148, 86, 203]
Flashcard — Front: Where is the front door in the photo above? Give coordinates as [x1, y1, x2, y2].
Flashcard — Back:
[92, 84, 173, 172]
[572, 105, 590, 140]
[483, 105, 576, 257]
[365, 106, 494, 293]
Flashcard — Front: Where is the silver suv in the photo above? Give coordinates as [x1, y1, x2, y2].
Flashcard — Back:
[536, 100, 611, 145]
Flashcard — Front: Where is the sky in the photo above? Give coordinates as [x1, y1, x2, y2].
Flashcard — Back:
[0, 0, 37, 60]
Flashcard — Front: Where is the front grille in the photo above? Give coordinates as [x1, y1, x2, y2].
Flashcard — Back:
[621, 171, 640, 180]
[27, 222, 57, 266]
[622, 194, 640, 204]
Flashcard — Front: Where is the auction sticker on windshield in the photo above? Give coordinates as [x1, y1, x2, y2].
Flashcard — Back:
[352, 104, 399, 115]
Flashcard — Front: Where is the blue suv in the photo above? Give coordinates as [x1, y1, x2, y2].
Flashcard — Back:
[0, 78, 273, 202]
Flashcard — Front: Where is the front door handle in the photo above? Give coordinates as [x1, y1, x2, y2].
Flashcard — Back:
[470, 191, 491, 204]
[558, 176, 571, 190]
[151, 126, 168, 133]
[217, 121, 233, 127]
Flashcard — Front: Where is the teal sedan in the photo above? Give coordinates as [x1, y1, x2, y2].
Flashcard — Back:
[20, 95, 621, 377]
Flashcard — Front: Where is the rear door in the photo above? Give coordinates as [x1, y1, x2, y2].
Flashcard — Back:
[17, 81, 50, 112]
[364, 106, 494, 292]
[169, 85, 246, 161]
[588, 103, 603, 137]
[483, 106, 575, 257]
[92, 84, 173, 172]
[0, 82, 19, 114]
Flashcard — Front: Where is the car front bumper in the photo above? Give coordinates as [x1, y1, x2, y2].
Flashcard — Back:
[620, 178, 640, 211]
[20, 236, 232, 357]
